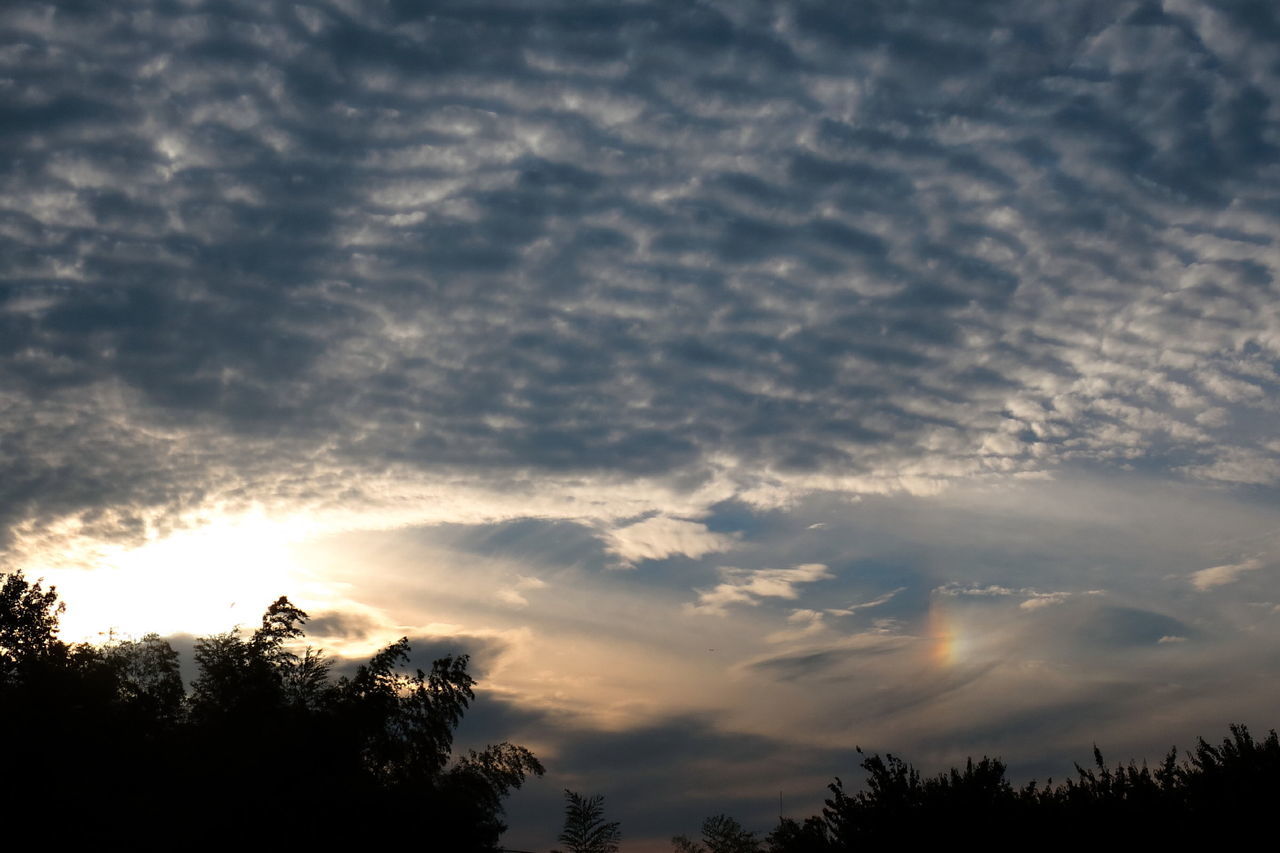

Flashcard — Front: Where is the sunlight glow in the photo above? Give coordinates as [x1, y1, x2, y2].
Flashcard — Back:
[28, 512, 332, 642]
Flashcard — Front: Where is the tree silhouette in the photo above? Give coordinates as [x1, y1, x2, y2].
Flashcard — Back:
[184, 597, 544, 850]
[765, 816, 831, 853]
[758, 724, 1280, 849]
[0, 570, 65, 681]
[0, 572, 543, 851]
[554, 789, 621, 853]
[673, 814, 762, 853]
[104, 632, 185, 724]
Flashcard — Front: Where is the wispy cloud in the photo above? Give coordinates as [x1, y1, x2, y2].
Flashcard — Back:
[496, 574, 548, 609]
[937, 583, 1102, 611]
[823, 587, 906, 616]
[690, 563, 832, 615]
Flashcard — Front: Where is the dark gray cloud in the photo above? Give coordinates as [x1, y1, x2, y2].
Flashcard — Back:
[4, 0, 1280, 551]
[306, 609, 380, 641]
[746, 642, 902, 681]
[465, 704, 862, 850]
[1077, 605, 1197, 647]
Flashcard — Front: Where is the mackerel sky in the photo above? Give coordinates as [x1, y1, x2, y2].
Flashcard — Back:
[4, 1, 1280, 848]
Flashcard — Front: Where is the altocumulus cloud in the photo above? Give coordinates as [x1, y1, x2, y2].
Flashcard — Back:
[5, 0, 1280, 551]
[6, 1, 1280, 849]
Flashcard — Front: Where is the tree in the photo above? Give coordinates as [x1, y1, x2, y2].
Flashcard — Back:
[766, 816, 831, 853]
[338, 636, 475, 784]
[0, 570, 66, 681]
[188, 595, 314, 723]
[0, 581, 545, 849]
[180, 596, 545, 849]
[673, 814, 762, 853]
[104, 632, 185, 724]
[554, 789, 621, 853]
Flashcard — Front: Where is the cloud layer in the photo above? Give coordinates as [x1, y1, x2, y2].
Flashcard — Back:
[5, 0, 1280, 551]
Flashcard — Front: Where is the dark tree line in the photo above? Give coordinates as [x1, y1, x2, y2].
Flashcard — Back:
[680, 730, 1280, 850]
[560, 725, 1280, 852]
[0, 570, 542, 849]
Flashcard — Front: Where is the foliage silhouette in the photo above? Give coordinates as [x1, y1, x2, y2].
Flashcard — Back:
[756, 727, 1280, 849]
[764, 816, 831, 853]
[0, 571, 542, 850]
[673, 814, 763, 853]
[553, 789, 621, 853]
[104, 632, 185, 724]
[0, 570, 65, 680]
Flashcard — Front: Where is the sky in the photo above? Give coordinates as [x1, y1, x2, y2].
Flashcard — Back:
[3, 0, 1280, 848]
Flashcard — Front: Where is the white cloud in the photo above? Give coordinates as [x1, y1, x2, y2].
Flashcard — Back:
[824, 587, 905, 616]
[764, 608, 829, 643]
[937, 584, 1017, 598]
[938, 583, 1097, 611]
[690, 563, 832, 615]
[604, 516, 738, 566]
[1191, 558, 1263, 591]
[496, 574, 548, 609]
[1019, 592, 1072, 611]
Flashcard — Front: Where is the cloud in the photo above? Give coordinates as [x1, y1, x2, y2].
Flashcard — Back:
[603, 516, 737, 566]
[855, 589, 904, 610]
[1191, 558, 1263, 591]
[936, 583, 1095, 611]
[690, 563, 832, 615]
[4, 0, 1280, 563]
[322, 631, 513, 682]
[1018, 592, 1073, 611]
[747, 630, 911, 680]
[1078, 606, 1198, 648]
[306, 610, 380, 642]
[937, 585, 1019, 598]
[823, 587, 905, 616]
[496, 574, 548, 608]
[492, 710, 861, 850]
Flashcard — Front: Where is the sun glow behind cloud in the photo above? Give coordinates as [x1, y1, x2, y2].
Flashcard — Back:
[28, 513, 333, 642]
